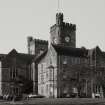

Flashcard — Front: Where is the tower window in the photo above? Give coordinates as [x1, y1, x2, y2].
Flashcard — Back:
[41, 64, 43, 73]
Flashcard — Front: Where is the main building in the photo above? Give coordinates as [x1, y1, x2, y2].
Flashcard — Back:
[28, 13, 105, 98]
[0, 13, 105, 98]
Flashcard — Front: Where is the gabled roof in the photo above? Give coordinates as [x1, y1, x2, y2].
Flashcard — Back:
[88, 46, 102, 57]
[7, 49, 18, 57]
[2, 49, 34, 65]
[52, 44, 88, 57]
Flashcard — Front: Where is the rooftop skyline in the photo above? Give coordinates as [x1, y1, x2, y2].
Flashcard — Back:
[0, 0, 105, 53]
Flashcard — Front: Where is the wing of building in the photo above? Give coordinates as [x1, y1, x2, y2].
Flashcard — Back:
[0, 49, 34, 97]
[30, 13, 105, 98]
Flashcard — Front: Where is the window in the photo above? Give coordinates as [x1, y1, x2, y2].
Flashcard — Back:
[13, 70, 15, 78]
[63, 56, 67, 64]
[16, 88, 19, 95]
[72, 57, 75, 64]
[46, 84, 48, 93]
[43, 63, 46, 73]
[49, 69, 53, 80]
[50, 91, 53, 96]
[41, 74, 44, 83]
[96, 71, 102, 77]
[38, 74, 40, 84]
[78, 58, 81, 64]
[41, 64, 43, 73]
[10, 67, 17, 79]
[50, 83, 53, 87]
[54, 83, 57, 88]
[75, 58, 77, 64]
[46, 72, 48, 80]
[54, 73, 57, 80]
[41, 86, 44, 94]
[10, 68, 12, 78]
[77, 58, 80, 64]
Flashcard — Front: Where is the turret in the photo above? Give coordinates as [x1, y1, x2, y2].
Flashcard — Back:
[50, 13, 76, 47]
[56, 13, 63, 25]
[27, 36, 33, 54]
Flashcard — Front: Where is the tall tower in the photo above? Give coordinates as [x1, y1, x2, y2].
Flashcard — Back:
[50, 13, 76, 47]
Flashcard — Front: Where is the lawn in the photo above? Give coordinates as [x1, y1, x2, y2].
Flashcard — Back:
[1, 98, 105, 105]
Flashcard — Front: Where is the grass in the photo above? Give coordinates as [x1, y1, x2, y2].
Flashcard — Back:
[1, 98, 105, 105]
[21, 98, 105, 105]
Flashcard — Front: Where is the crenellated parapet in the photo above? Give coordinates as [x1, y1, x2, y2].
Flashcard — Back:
[56, 12, 76, 32]
[27, 36, 48, 45]
[56, 13, 63, 20]
[50, 13, 76, 47]
[56, 13, 63, 25]
[35, 39, 48, 45]
[62, 22, 76, 32]
[27, 36, 48, 55]
[50, 14, 76, 33]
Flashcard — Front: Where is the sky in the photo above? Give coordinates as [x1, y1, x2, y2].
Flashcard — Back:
[0, 0, 105, 54]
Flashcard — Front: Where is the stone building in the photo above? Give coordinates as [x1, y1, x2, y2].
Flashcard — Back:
[27, 38, 48, 94]
[30, 13, 105, 98]
[0, 49, 34, 97]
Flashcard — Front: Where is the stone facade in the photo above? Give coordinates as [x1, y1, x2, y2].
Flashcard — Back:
[31, 13, 105, 98]
[50, 13, 76, 47]
[36, 45, 105, 98]
[1, 12, 105, 98]
[37, 45, 57, 97]
[0, 49, 34, 97]
[27, 37, 48, 94]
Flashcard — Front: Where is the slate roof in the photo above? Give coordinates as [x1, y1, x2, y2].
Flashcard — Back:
[18, 53, 34, 63]
[2, 49, 34, 66]
[88, 46, 103, 58]
[52, 44, 88, 57]
[7, 49, 34, 61]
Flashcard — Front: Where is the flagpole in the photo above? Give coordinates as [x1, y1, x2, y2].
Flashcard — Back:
[58, 0, 60, 12]
[57, 0, 62, 12]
